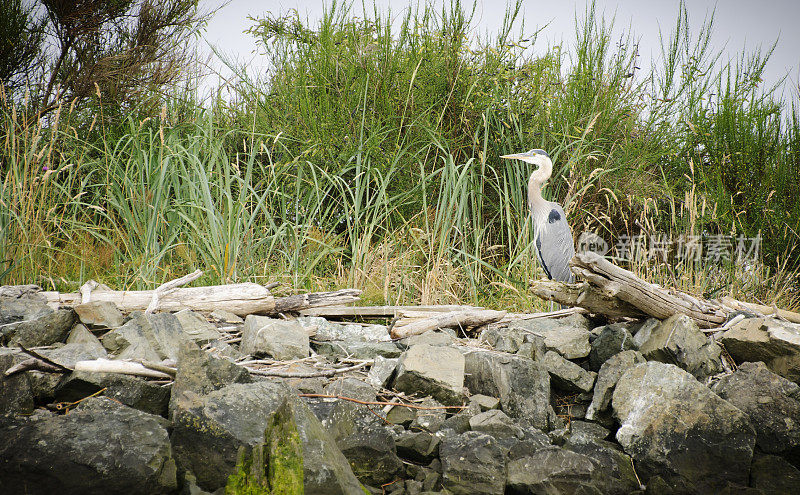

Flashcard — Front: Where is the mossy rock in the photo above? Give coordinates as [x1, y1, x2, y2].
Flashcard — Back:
[225, 400, 304, 495]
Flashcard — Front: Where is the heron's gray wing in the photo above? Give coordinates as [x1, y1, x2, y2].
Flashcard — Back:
[535, 203, 576, 283]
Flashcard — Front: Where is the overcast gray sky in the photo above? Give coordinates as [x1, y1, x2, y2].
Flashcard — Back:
[199, 0, 800, 102]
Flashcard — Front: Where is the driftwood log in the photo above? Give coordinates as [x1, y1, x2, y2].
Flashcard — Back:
[532, 252, 800, 328]
[38, 282, 361, 317]
[532, 252, 728, 328]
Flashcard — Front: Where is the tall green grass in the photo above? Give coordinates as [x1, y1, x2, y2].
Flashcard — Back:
[1, 0, 798, 310]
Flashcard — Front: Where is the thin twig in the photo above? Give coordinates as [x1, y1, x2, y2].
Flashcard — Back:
[299, 394, 465, 410]
[247, 362, 369, 378]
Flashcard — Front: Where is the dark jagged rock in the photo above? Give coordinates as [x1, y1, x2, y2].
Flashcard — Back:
[395, 430, 441, 463]
[410, 397, 447, 432]
[638, 314, 723, 380]
[479, 324, 526, 354]
[0, 397, 177, 495]
[440, 400, 482, 434]
[749, 453, 800, 494]
[711, 361, 800, 463]
[174, 309, 222, 345]
[542, 350, 596, 393]
[439, 431, 507, 495]
[55, 370, 170, 416]
[168, 340, 251, 417]
[464, 350, 552, 430]
[73, 301, 124, 329]
[324, 402, 403, 486]
[5, 309, 75, 347]
[28, 342, 108, 402]
[0, 352, 34, 416]
[612, 361, 756, 492]
[589, 323, 636, 370]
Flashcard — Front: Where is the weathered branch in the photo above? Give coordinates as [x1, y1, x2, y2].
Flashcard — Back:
[530, 279, 646, 320]
[390, 309, 507, 339]
[145, 270, 203, 314]
[246, 361, 369, 378]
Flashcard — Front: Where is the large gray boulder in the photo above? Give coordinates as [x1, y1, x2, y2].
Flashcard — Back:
[638, 314, 723, 380]
[241, 315, 309, 360]
[612, 361, 756, 492]
[0, 296, 52, 327]
[506, 445, 614, 494]
[313, 340, 401, 360]
[171, 379, 363, 494]
[439, 431, 506, 495]
[506, 313, 592, 359]
[0, 397, 177, 494]
[102, 312, 189, 362]
[711, 361, 800, 463]
[585, 350, 646, 421]
[720, 317, 800, 384]
[393, 344, 466, 406]
[168, 340, 251, 417]
[464, 350, 552, 430]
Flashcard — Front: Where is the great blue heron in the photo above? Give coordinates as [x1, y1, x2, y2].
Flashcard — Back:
[500, 149, 575, 283]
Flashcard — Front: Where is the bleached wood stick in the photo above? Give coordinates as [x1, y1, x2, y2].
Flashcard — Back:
[74, 358, 172, 379]
[299, 304, 482, 318]
[390, 309, 507, 339]
[145, 270, 203, 314]
[720, 296, 800, 324]
[43, 282, 277, 316]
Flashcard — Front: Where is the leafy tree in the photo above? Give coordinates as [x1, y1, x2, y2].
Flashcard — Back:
[0, 0, 209, 120]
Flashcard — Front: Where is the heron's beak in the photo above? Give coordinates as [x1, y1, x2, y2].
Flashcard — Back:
[500, 153, 528, 160]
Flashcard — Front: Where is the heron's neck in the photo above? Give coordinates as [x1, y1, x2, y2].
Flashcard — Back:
[527, 162, 551, 213]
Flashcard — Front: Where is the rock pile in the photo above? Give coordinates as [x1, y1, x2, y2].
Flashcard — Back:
[2, 290, 800, 494]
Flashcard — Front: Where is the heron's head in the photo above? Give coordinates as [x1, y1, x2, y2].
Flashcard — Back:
[500, 149, 551, 167]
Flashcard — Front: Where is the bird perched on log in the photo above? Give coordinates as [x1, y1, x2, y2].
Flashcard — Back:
[500, 149, 575, 283]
